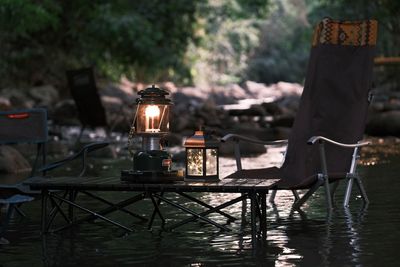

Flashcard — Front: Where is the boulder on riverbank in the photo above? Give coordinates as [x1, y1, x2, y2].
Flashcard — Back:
[3, 80, 400, 156]
[0, 146, 31, 174]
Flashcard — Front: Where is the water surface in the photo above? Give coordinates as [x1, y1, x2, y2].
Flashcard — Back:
[1, 139, 400, 266]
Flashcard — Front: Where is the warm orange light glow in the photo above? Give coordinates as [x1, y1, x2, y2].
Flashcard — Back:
[145, 105, 160, 118]
[145, 105, 160, 132]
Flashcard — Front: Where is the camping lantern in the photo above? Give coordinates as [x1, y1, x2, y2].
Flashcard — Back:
[130, 85, 172, 175]
[184, 130, 219, 181]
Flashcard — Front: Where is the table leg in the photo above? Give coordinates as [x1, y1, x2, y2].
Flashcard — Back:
[68, 190, 75, 222]
[178, 192, 236, 222]
[260, 193, 267, 242]
[41, 190, 48, 235]
[250, 192, 257, 249]
[50, 192, 134, 232]
[165, 194, 246, 231]
[154, 193, 231, 232]
[148, 192, 165, 230]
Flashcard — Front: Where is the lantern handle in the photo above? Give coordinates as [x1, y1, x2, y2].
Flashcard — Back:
[157, 105, 167, 130]
[127, 104, 140, 157]
[131, 103, 140, 129]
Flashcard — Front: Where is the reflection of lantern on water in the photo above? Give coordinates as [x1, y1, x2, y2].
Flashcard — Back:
[184, 130, 219, 181]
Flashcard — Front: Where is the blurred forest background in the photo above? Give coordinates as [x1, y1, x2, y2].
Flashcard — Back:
[1, 0, 399, 89]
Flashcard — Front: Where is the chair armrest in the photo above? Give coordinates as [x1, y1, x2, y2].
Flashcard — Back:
[38, 141, 109, 175]
[221, 134, 288, 146]
[307, 136, 370, 148]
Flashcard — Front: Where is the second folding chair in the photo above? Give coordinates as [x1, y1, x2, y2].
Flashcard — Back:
[222, 18, 378, 210]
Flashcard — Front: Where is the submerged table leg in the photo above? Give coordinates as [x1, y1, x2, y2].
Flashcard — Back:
[178, 192, 237, 222]
[154, 193, 231, 232]
[260, 193, 267, 242]
[80, 191, 147, 222]
[49, 192, 134, 232]
[165, 194, 246, 231]
[41, 190, 48, 235]
[250, 192, 257, 249]
[68, 190, 75, 221]
[148, 192, 165, 230]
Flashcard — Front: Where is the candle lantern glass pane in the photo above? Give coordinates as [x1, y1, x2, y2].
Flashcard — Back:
[187, 148, 203, 176]
[206, 149, 217, 175]
[136, 104, 170, 134]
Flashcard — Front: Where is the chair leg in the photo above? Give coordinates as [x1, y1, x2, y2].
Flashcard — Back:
[77, 124, 86, 144]
[241, 193, 247, 216]
[343, 177, 354, 207]
[5, 204, 14, 222]
[324, 176, 333, 210]
[292, 190, 300, 201]
[354, 176, 369, 204]
[0, 204, 11, 245]
[0, 204, 14, 238]
[292, 179, 324, 209]
[268, 190, 277, 203]
[330, 181, 340, 200]
[14, 205, 27, 218]
[269, 189, 298, 203]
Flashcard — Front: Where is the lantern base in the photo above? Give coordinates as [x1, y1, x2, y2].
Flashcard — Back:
[121, 169, 183, 183]
[133, 150, 171, 173]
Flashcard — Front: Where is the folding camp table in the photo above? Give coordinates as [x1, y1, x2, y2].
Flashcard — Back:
[24, 176, 279, 248]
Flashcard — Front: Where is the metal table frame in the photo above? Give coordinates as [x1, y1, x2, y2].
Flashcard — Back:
[25, 177, 278, 248]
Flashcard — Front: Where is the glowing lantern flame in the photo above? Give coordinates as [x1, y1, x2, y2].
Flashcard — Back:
[145, 105, 160, 118]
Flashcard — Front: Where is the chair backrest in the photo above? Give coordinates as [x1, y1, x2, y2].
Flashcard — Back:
[281, 18, 378, 185]
[66, 67, 107, 128]
[0, 108, 48, 177]
[0, 108, 47, 144]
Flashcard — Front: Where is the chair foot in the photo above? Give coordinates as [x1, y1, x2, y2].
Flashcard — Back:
[344, 175, 369, 207]
[355, 176, 369, 204]
[292, 179, 324, 209]
[343, 177, 354, 207]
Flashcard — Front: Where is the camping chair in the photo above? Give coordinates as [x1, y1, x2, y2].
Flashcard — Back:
[0, 108, 109, 241]
[0, 108, 47, 243]
[66, 67, 108, 142]
[222, 18, 378, 210]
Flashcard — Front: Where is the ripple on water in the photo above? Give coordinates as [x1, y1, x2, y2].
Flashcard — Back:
[2, 141, 400, 266]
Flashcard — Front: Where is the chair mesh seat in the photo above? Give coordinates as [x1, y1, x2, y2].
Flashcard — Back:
[0, 194, 34, 204]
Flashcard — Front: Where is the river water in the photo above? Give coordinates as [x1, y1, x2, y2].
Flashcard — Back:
[1, 138, 400, 266]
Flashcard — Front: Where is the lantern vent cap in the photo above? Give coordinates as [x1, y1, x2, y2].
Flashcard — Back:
[136, 84, 172, 105]
[184, 130, 219, 148]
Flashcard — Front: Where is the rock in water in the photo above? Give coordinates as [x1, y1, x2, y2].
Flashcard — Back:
[0, 146, 31, 173]
[29, 85, 59, 107]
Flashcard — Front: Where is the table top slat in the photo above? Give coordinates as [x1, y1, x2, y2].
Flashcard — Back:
[23, 176, 279, 193]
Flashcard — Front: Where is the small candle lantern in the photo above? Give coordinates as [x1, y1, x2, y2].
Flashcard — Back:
[184, 130, 219, 181]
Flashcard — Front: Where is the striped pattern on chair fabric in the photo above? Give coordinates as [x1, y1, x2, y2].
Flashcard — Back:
[312, 18, 378, 47]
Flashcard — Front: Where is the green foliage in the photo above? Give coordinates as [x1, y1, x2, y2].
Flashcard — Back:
[82, 1, 199, 82]
[0, 0, 199, 87]
[188, 0, 270, 86]
[0, 0, 61, 86]
[307, 0, 400, 90]
[1, 0, 399, 88]
[307, 0, 400, 56]
[246, 0, 400, 85]
[0, 0, 59, 34]
[245, 0, 311, 84]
